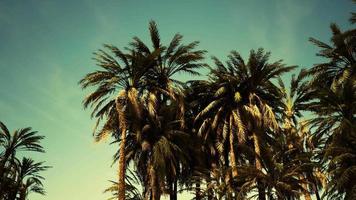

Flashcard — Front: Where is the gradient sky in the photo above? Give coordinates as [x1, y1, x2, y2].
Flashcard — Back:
[0, 0, 354, 199]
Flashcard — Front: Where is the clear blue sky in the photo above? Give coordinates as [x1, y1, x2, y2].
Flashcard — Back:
[0, 0, 354, 199]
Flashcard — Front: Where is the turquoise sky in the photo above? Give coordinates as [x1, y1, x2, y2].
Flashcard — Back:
[0, 0, 354, 199]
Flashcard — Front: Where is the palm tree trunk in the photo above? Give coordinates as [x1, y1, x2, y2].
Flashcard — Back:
[168, 175, 173, 200]
[173, 179, 177, 200]
[144, 169, 151, 200]
[253, 132, 266, 200]
[117, 127, 126, 200]
[257, 182, 266, 200]
[150, 166, 160, 200]
[116, 91, 128, 200]
[168, 175, 177, 200]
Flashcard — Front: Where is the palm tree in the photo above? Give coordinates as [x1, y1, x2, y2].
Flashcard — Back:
[323, 123, 356, 200]
[81, 20, 205, 200]
[195, 48, 295, 199]
[8, 157, 49, 200]
[122, 103, 191, 200]
[308, 23, 356, 199]
[122, 21, 205, 200]
[183, 80, 218, 200]
[276, 71, 325, 200]
[307, 79, 356, 199]
[80, 47, 149, 200]
[0, 121, 45, 194]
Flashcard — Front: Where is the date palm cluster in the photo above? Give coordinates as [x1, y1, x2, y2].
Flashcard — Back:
[0, 122, 49, 200]
[80, 9, 356, 200]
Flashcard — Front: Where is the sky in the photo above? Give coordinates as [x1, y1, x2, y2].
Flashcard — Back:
[0, 0, 354, 199]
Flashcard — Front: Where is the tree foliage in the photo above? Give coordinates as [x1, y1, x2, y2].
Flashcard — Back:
[80, 12, 356, 200]
[0, 122, 49, 200]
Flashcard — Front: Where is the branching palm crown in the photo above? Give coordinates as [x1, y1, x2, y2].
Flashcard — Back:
[192, 48, 295, 199]
[307, 22, 356, 200]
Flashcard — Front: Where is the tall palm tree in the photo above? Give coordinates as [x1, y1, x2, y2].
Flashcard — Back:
[195, 48, 295, 199]
[80, 47, 148, 200]
[276, 71, 324, 200]
[183, 80, 218, 200]
[0, 121, 45, 193]
[126, 21, 205, 200]
[81, 21, 206, 200]
[122, 103, 191, 200]
[308, 23, 356, 199]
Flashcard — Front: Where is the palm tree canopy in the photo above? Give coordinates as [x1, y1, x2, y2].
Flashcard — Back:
[0, 122, 48, 200]
[194, 49, 295, 162]
[0, 121, 45, 157]
[308, 24, 356, 90]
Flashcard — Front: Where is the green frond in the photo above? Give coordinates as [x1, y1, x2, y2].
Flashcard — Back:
[166, 34, 183, 57]
[149, 20, 161, 49]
